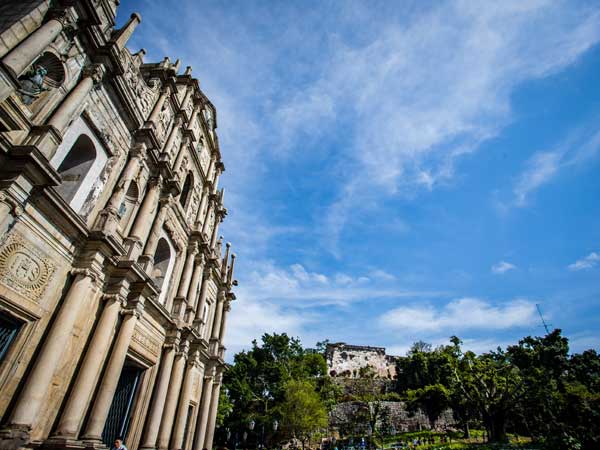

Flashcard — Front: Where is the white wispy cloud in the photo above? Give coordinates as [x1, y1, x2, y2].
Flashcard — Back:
[491, 261, 517, 274]
[512, 127, 600, 207]
[236, 261, 439, 307]
[568, 252, 600, 271]
[276, 0, 600, 248]
[380, 297, 538, 332]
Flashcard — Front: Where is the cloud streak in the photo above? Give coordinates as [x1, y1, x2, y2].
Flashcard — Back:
[492, 261, 517, 274]
[568, 252, 600, 271]
[380, 298, 538, 332]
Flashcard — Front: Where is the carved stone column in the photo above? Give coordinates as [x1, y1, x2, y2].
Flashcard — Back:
[203, 373, 223, 450]
[192, 370, 214, 450]
[53, 294, 125, 438]
[47, 64, 105, 134]
[210, 292, 226, 341]
[105, 146, 145, 212]
[162, 115, 183, 156]
[200, 198, 214, 239]
[186, 254, 206, 311]
[126, 176, 162, 260]
[140, 336, 179, 450]
[209, 210, 223, 250]
[147, 89, 170, 126]
[96, 146, 145, 234]
[194, 188, 209, 230]
[139, 198, 171, 273]
[81, 302, 144, 441]
[156, 343, 188, 450]
[6, 269, 99, 431]
[171, 352, 202, 450]
[2, 9, 72, 78]
[176, 243, 198, 299]
[218, 301, 231, 345]
[193, 268, 211, 326]
[173, 134, 192, 183]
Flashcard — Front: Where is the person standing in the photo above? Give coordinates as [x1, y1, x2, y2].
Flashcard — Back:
[112, 438, 128, 450]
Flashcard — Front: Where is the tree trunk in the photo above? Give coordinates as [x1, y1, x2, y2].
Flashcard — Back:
[486, 412, 508, 443]
[463, 422, 470, 440]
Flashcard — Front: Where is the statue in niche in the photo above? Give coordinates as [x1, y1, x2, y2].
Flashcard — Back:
[18, 65, 50, 105]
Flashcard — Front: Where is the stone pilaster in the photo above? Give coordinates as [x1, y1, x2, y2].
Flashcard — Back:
[53, 293, 126, 438]
[139, 197, 172, 274]
[202, 372, 223, 450]
[171, 352, 202, 450]
[47, 64, 105, 134]
[95, 145, 145, 234]
[186, 254, 206, 311]
[156, 341, 189, 450]
[139, 335, 180, 450]
[210, 291, 226, 341]
[126, 176, 162, 261]
[191, 368, 214, 450]
[3, 268, 100, 434]
[81, 301, 144, 441]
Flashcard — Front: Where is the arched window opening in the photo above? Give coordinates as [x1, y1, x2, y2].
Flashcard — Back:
[179, 172, 193, 208]
[55, 134, 96, 204]
[118, 181, 140, 231]
[152, 238, 172, 292]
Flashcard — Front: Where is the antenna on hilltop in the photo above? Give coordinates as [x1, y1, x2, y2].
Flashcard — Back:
[536, 303, 552, 334]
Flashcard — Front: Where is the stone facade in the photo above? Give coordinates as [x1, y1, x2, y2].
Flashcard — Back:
[0, 3, 236, 450]
[329, 401, 455, 435]
[325, 343, 398, 379]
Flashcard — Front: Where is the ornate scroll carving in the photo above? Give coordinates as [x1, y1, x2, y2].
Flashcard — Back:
[0, 234, 55, 301]
[122, 51, 160, 118]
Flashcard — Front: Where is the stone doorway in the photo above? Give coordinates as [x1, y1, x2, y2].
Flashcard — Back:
[101, 362, 144, 447]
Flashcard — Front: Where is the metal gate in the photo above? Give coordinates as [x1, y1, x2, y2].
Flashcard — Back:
[182, 405, 194, 450]
[101, 365, 143, 446]
[0, 313, 21, 362]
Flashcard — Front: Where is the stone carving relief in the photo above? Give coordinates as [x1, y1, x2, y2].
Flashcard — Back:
[132, 328, 161, 356]
[178, 156, 189, 179]
[0, 233, 56, 301]
[207, 208, 216, 236]
[170, 129, 182, 156]
[156, 101, 172, 143]
[122, 51, 160, 119]
[186, 191, 200, 224]
[198, 140, 210, 174]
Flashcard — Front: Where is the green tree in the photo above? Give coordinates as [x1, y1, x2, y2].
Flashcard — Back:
[221, 333, 332, 447]
[406, 384, 450, 429]
[453, 349, 524, 443]
[278, 379, 328, 449]
[216, 388, 234, 427]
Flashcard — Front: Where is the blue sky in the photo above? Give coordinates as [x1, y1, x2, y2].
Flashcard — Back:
[117, 0, 600, 357]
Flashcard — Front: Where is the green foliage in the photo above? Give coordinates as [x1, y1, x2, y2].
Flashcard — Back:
[392, 330, 600, 449]
[407, 384, 451, 428]
[216, 388, 233, 427]
[277, 379, 328, 442]
[221, 333, 331, 447]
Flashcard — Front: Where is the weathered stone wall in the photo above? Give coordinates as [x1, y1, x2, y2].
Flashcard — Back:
[326, 343, 398, 378]
[329, 401, 455, 434]
[333, 378, 396, 397]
